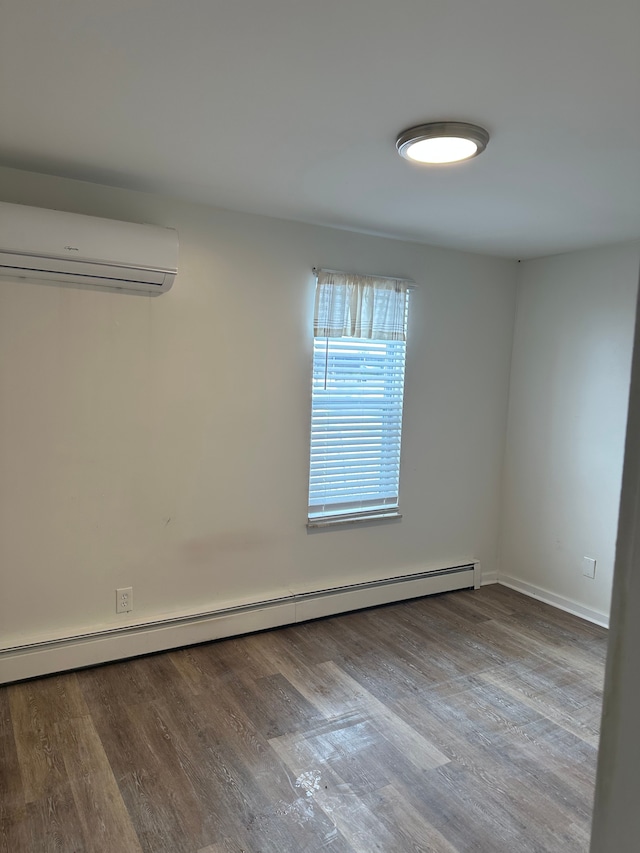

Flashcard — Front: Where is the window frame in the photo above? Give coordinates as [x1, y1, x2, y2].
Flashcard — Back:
[307, 272, 411, 527]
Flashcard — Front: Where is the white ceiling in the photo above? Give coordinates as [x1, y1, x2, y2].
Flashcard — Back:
[1, 0, 639, 258]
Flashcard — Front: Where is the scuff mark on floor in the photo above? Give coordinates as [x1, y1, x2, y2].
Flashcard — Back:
[295, 770, 322, 798]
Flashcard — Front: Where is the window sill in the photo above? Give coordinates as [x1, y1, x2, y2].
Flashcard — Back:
[307, 510, 402, 529]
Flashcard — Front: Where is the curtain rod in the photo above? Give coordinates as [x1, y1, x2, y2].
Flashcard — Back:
[312, 267, 416, 288]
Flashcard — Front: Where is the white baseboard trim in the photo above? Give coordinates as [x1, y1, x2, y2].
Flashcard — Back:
[481, 570, 498, 586]
[0, 562, 477, 684]
[498, 576, 609, 628]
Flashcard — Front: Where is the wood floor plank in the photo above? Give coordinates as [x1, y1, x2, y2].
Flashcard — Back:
[391, 690, 597, 841]
[8, 681, 71, 803]
[0, 731, 28, 850]
[222, 671, 327, 740]
[310, 612, 465, 702]
[269, 730, 401, 852]
[478, 665, 602, 746]
[267, 620, 343, 667]
[197, 841, 250, 853]
[78, 655, 162, 718]
[0, 690, 11, 739]
[274, 657, 450, 771]
[193, 678, 357, 852]
[430, 585, 521, 621]
[24, 780, 88, 853]
[112, 699, 216, 853]
[486, 615, 606, 681]
[58, 715, 143, 853]
[394, 597, 540, 670]
[365, 783, 460, 853]
[0, 816, 30, 853]
[169, 631, 281, 695]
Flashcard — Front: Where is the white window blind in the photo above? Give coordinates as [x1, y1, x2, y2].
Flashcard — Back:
[308, 270, 411, 522]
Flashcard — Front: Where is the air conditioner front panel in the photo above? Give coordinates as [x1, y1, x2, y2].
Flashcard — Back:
[0, 202, 178, 270]
[0, 202, 178, 294]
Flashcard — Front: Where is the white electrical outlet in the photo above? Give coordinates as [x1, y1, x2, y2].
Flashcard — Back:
[116, 587, 133, 613]
[582, 557, 596, 579]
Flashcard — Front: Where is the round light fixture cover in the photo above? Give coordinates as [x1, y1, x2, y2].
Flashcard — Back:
[396, 122, 490, 164]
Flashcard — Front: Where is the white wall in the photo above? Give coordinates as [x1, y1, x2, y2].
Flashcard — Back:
[590, 283, 640, 853]
[0, 166, 517, 649]
[501, 245, 640, 623]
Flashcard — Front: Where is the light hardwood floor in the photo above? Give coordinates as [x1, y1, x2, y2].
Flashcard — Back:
[0, 585, 607, 852]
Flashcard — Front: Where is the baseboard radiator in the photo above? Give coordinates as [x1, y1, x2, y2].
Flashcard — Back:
[0, 561, 479, 684]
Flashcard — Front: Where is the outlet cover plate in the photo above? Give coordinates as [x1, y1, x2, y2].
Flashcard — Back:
[116, 587, 133, 613]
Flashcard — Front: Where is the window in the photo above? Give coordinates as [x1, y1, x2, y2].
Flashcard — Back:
[308, 269, 412, 525]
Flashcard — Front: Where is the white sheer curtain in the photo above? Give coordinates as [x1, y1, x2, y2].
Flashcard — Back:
[314, 270, 410, 341]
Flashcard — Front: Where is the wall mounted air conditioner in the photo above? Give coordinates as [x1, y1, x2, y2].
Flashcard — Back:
[0, 202, 178, 294]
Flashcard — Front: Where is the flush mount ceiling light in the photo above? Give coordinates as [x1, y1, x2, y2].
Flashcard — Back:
[396, 121, 490, 164]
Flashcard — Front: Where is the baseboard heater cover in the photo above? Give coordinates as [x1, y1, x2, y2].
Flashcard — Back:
[0, 562, 479, 683]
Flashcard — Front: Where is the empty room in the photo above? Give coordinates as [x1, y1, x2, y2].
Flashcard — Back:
[1, 2, 640, 852]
